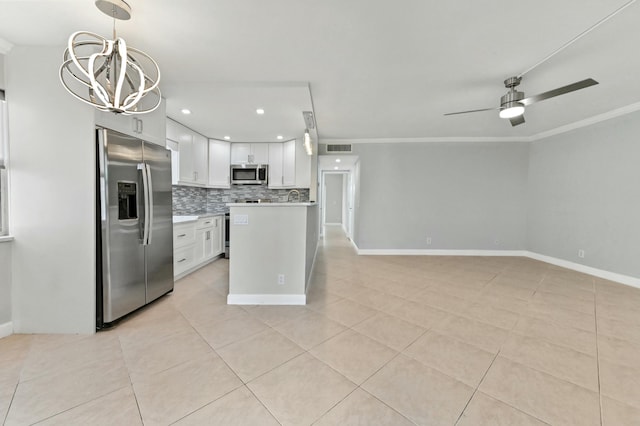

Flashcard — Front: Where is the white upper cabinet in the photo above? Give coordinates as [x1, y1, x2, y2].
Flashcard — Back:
[294, 137, 311, 188]
[268, 143, 284, 188]
[208, 139, 231, 188]
[167, 119, 208, 186]
[268, 140, 296, 188]
[231, 143, 269, 164]
[283, 139, 296, 187]
[95, 98, 166, 146]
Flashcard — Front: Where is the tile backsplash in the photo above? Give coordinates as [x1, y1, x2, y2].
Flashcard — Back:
[172, 185, 310, 215]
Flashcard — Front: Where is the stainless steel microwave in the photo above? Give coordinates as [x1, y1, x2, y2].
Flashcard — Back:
[230, 164, 268, 185]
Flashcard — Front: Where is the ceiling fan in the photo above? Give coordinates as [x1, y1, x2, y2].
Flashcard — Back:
[444, 76, 599, 127]
[444, 0, 636, 127]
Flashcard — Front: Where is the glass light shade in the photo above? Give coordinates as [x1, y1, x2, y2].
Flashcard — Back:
[499, 104, 525, 119]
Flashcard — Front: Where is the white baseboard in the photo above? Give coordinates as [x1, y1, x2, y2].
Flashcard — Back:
[358, 248, 528, 257]
[350, 242, 639, 288]
[227, 294, 306, 305]
[0, 322, 13, 339]
[525, 251, 640, 289]
[324, 222, 342, 226]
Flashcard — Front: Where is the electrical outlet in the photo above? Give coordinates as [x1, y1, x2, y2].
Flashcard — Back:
[578, 249, 585, 258]
[426, 236, 432, 245]
[277, 274, 285, 285]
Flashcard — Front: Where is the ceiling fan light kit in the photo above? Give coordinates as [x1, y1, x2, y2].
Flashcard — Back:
[444, 0, 638, 127]
[59, 0, 161, 115]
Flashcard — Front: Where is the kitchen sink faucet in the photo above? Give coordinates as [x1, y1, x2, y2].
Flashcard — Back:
[287, 189, 300, 202]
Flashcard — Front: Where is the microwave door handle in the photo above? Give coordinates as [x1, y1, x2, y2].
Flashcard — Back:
[138, 163, 150, 245]
[145, 163, 154, 245]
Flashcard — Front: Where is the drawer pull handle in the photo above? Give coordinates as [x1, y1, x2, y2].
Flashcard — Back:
[178, 258, 187, 263]
[178, 234, 187, 237]
[204, 221, 211, 224]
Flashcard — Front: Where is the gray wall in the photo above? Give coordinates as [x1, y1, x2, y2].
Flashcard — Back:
[527, 111, 640, 278]
[353, 142, 529, 250]
[8, 47, 95, 333]
[0, 54, 5, 89]
[324, 174, 343, 224]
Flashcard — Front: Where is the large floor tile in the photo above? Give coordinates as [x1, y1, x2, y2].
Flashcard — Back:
[194, 314, 267, 349]
[599, 359, 640, 410]
[133, 353, 242, 426]
[314, 388, 413, 426]
[432, 315, 509, 354]
[601, 396, 640, 426]
[479, 356, 600, 426]
[310, 329, 397, 384]
[460, 302, 520, 330]
[242, 305, 311, 327]
[273, 310, 347, 350]
[121, 329, 214, 382]
[0, 334, 32, 384]
[5, 356, 130, 426]
[20, 332, 122, 382]
[598, 315, 640, 344]
[457, 392, 548, 426]
[216, 329, 304, 382]
[310, 298, 377, 327]
[362, 354, 474, 425]
[37, 386, 142, 426]
[0, 378, 16, 425]
[352, 313, 426, 351]
[383, 300, 450, 329]
[248, 353, 356, 426]
[525, 302, 596, 333]
[403, 330, 495, 387]
[173, 386, 279, 426]
[499, 334, 599, 391]
[597, 333, 640, 368]
[512, 314, 597, 356]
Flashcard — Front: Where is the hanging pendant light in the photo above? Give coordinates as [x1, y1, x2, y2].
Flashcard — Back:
[59, 0, 161, 115]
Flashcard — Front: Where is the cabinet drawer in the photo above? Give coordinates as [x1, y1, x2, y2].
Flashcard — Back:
[174, 246, 195, 276]
[196, 217, 216, 230]
[173, 224, 196, 248]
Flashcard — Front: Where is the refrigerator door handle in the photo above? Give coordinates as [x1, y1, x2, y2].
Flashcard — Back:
[138, 163, 150, 245]
[145, 163, 154, 245]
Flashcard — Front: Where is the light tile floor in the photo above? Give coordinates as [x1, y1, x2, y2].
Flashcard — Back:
[2, 225, 640, 424]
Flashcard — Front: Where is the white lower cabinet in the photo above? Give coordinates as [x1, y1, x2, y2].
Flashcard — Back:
[173, 215, 224, 278]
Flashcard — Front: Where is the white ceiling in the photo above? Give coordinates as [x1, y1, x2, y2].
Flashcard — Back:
[1, 0, 639, 141]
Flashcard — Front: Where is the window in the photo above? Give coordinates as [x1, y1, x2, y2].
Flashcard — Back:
[0, 91, 8, 236]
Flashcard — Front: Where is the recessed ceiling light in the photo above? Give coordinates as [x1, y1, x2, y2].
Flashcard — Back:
[181, 108, 191, 115]
[276, 135, 283, 140]
[334, 166, 339, 170]
[256, 108, 265, 115]
[335, 158, 341, 163]
[224, 136, 231, 140]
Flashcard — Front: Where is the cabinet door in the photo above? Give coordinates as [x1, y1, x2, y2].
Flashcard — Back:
[192, 133, 209, 185]
[177, 132, 195, 183]
[138, 99, 166, 145]
[194, 228, 206, 263]
[283, 139, 296, 187]
[231, 143, 251, 164]
[96, 99, 166, 146]
[268, 143, 284, 188]
[208, 139, 231, 188]
[212, 217, 223, 255]
[166, 139, 179, 185]
[251, 143, 269, 164]
[295, 137, 311, 188]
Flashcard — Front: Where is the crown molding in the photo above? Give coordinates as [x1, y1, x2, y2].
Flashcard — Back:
[320, 101, 640, 145]
[321, 136, 529, 144]
[529, 101, 640, 141]
[0, 39, 13, 55]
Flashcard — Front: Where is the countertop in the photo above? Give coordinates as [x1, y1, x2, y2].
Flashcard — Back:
[173, 213, 225, 224]
[226, 202, 317, 207]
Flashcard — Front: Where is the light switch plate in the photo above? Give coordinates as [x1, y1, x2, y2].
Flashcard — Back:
[233, 214, 249, 225]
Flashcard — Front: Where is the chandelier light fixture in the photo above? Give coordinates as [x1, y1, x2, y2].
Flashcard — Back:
[59, 0, 161, 115]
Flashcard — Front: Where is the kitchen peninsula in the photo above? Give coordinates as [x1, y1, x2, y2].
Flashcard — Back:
[227, 202, 318, 305]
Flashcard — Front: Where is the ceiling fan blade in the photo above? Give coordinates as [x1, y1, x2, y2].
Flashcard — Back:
[520, 78, 598, 106]
[509, 115, 525, 126]
[444, 107, 498, 116]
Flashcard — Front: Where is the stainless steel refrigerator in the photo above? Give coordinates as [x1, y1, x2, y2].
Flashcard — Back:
[96, 127, 173, 328]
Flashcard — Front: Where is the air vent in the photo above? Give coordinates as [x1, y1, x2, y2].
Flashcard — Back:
[326, 144, 352, 153]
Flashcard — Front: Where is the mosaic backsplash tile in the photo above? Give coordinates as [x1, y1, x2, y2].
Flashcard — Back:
[172, 185, 310, 215]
